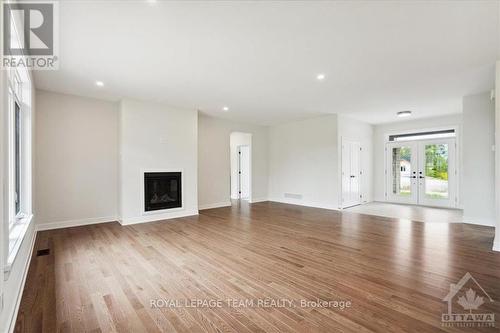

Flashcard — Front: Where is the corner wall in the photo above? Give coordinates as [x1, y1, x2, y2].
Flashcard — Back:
[462, 92, 496, 226]
[35, 91, 119, 230]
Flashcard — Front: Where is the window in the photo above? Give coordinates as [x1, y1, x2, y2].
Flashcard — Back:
[5, 65, 32, 268]
[389, 129, 455, 142]
[14, 101, 21, 217]
[3, 6, 33, 273]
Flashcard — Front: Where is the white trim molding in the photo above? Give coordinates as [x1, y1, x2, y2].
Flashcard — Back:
[5, 225, 36, 333]
[119, 209, 198, 226]
[493, 238, 500, 252]
[199, 202, 231, 210]
[268, 198, 340, 211]
[37, 216, 118, 231]
[462, 216, 496, 227]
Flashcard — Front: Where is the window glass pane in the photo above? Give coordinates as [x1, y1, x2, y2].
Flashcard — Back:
[389, 130, 455, 142]
[392, 147, 411, 196]
[15, 102, 21, 215]
[424, 144, 449, 199]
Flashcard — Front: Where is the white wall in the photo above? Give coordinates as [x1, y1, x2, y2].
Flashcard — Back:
[230, 132, 252, 199]
[268, 115, 340, 209]
[463, 92, 496, 226]
[198, 114, 268, 209]
[373, 114, 463, 203]
[119, 99, 198, 224]
[337, 115, 374, 204]
[35, 91, 119, 229]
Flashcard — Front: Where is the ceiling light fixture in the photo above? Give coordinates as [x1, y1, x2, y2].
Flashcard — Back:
[316, 73, 326, 81]
[222, 106, 229, 111]
[95, 81, 104, 87]
[397, 110, 412, 118]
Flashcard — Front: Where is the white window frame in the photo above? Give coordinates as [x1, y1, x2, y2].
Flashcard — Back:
[4, 64, 33, 273]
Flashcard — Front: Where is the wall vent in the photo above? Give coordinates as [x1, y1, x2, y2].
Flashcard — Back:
[284, 193, 303, 200]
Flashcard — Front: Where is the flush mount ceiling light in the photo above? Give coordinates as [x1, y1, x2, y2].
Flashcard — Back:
[316, 73, 326, 81]
[397, 110, 412, 117]
[222, 106, 229, 111]
[95, 81, 104, 87]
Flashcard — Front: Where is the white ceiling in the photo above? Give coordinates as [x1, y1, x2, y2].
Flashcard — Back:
[34, 1, 500, 125]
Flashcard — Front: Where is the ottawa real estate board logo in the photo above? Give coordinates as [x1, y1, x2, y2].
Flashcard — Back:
[2, 1, 59, 70]
[442, 272, 495, 328]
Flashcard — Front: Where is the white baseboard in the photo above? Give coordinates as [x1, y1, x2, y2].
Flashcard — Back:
[249, 197, 268, 204]
[199, 202, 232, 210]
[119, 209, 198, 226]
[37, 216, 118, 231]
[462, 216, 495, 227]
[493, 233, 500, 252]
[268, 197, 339, 211]
[6, 224, 37, 333]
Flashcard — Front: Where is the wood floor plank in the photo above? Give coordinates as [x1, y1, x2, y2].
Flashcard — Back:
[15, 201, 500, 332]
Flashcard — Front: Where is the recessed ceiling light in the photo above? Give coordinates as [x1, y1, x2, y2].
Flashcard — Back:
[397, 110, 412, 117]
[316, 73, 326, 81]
[146, 0, 157, 4]
[222, 106, 229, 111]
[95, 81, 104, 87]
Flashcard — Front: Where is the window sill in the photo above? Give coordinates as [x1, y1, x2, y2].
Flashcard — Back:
[4, 214, 33, 280]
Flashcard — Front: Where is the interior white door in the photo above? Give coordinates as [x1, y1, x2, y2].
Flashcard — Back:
[386, 138, 456, 208]
[238, 145, 250, 199]
[386, 142, 418, 204]
[342, 140, 361, 208]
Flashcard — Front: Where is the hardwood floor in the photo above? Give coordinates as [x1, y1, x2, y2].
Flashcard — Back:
[15, 201, 500, 332]
[345, 202, 464, 224]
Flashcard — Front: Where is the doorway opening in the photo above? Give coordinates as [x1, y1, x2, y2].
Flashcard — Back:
[385, 129, 458, 208]
[230, 132, 252, 202]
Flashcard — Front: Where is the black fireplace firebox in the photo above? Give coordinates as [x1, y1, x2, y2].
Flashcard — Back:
[144, 172, 182, 211]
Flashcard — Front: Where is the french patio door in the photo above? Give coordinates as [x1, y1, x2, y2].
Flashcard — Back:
[386, 138, 456, 208]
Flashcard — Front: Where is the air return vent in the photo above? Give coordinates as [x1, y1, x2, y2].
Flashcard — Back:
[284, 193, 303, 200]
[36, 249, 50, 256]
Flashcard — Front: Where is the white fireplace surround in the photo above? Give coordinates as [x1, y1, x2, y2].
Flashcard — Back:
[141, 169, 185, 215]
[118, 99, 199, 225]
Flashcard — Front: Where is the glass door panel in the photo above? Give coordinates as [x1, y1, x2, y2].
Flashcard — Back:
[424, 143, 449, 199]
[392, 146, 411, 196]
[386, 142, 418, 204]
[418, 139, 456, 207]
